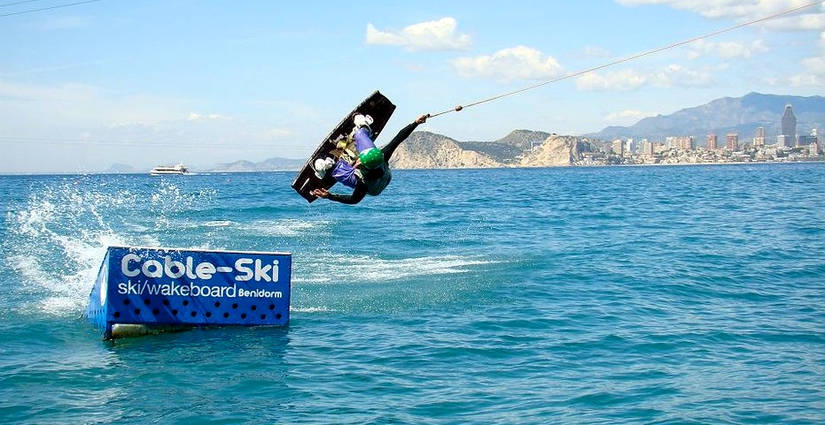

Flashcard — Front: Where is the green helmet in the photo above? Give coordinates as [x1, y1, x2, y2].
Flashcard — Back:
[359, 147, 384, 169]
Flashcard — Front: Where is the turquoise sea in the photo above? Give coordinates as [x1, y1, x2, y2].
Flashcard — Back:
[1, 164, 824, 424]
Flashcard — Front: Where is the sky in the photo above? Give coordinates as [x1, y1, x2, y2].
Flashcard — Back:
[1, 0, 825, 173]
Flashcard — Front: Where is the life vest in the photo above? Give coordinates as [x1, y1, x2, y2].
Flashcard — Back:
[335, 134, 358, 164]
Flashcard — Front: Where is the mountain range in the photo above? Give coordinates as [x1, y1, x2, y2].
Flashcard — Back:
[209, 157, 304, 172]
[588, 92, 825, 142]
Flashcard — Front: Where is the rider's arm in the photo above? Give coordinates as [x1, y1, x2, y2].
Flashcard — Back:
[325, 184, 367, 205]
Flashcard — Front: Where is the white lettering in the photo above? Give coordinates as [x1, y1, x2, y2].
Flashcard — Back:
[114, 281, 288, 299]
[121, 254, 141, 277]
[237, 288, 283, 298]
[254, 259, 272, 282]
[142, 260, 163, 278]
[119, 255, 230, 280]
[116, 281, 140, 295]
[117, 254, 284, 285]
[164, 256, 185, 279]
[185, 257, 196, 279]
[195, 262, 215, 280]
[235, 258, 253, 281]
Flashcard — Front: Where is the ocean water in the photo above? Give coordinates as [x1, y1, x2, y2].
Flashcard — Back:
[1, 164, 824, 424]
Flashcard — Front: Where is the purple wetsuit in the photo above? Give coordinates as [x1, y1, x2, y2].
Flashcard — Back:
[331, 128, 375, 188]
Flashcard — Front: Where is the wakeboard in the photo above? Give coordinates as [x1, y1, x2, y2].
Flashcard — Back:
[291, 91, 396, 202]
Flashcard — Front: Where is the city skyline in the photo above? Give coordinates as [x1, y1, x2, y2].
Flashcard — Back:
[600, 98, 823, 166]
[616, 101, 820, 151]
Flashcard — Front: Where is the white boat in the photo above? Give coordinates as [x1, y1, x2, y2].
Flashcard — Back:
[150, 163, 189, 175]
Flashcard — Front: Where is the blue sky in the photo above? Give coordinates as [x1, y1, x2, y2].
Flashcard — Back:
[1, 0, 824, 173]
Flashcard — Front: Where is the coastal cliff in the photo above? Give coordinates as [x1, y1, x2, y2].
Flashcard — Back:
[517, 135, 594, 167]
[389, 131, 501, 169]
[389, 131, 599, 169]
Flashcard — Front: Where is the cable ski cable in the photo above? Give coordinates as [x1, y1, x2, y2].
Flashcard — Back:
[0, 0, 101, 17]
[0, 0, 43, 8]
[428, 0, 825, 119]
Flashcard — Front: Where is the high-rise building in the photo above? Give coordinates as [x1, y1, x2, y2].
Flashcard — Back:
[753, 127, 766, 147]
[706, 134, 717, 150]
[676, 136, 694, 150]
[642, 140, 654, 156]
[726, 133, 739, 151]
[612, 139, 624, 156]
[625, 138, 635, 155]
[802, 130, 819, 155]
[666, 136, 693, 150]
[781, 104, 797, 146]
[808, 142, 819, 156]
[800, 128, 820, 145]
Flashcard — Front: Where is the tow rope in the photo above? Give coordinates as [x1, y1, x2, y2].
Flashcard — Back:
[427, 1, 824, 119]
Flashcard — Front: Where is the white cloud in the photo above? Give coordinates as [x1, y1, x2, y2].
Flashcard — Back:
[619, 1, 823, 88]
[580, 45, 612, 58]
[264, 128, 292, 139]
[652, 64, 713, 86]
[688, 39, 769, 59]
[34, 16, 91, 30]
[604, 109, 656, 124]
[787, 29, 825, 86]
[576, 64, 712, 91]
[789, 73, 823, 85]
[452, 46, 565, 81]
[0, 79, 199, 132]
[801, 55, 825, 73]
[761, 76, 781, 85]
[577, 69, 647, 91]
[0, 60, 108, 78]
[366, 17, 471, 51]
[790, 52, 825, 86]
[766, 10, 825, 31]
[0, 78, 311, 172]
[0, 78, 292, 146]
[187, 112, 232, 121]
[615, 0, 825, 31]
[0, 79, 98, 102]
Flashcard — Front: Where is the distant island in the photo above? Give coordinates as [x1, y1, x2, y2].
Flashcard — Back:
[209, 157, 304, 172]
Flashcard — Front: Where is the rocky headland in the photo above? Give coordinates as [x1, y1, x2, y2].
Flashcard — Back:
[389, 130, 605, 169]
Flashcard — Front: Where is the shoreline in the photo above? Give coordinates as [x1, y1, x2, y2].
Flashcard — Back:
[2, 158, 824, 176]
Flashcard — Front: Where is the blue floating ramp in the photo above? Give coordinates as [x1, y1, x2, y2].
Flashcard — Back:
[84, 246, 291, 339]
